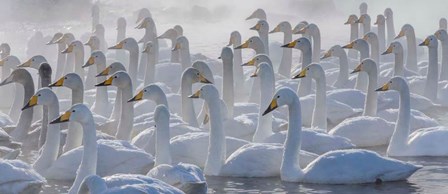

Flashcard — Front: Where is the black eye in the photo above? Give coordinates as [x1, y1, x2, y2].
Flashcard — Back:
[72, 110, 76, 112]
[307, 68, 309, 70]
[276, 95, 280, 98]
[64, 77, 67, 79]
[196, 73, 199, 75]
[298, 41, 301, 43]
[95, 56, 98, 58]
[389, 81, 392, 84]
[32, 59, 35, 61]
[250, 40, 253, 43]
[38, 94, 41, 96]
[144, 90, 147, 92]
[114, 76, 118, 78]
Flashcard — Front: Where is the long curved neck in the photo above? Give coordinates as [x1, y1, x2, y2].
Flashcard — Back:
[378, 24, 386, 52]
[281, 96, 304, 182]
[56, 43, 66, 78]
[180, 48, 191, 71]
[257, 30, 269, 55]
[71, 84, 84, 104]
[94, 61, 108, 115]
[369, 39, 380, 64]
[222, 58, 234, 116]
[152, 91, 169, 108]
[334, 51, 349, 87]
[232, 39, 244, 87]
[405, 31, 418, 72]
[358, 45, 369, 60]
[144, 52, 156, 85]
[362, 22, 371, 35]
[181, 78, 198, 127]
[204, 96, 226, 176]
[74, 50, 85, 79]
[128, 47, 139, 90]
[312, 75, 327, 130]
[169, 37, 180, 63]
[309, 30, 321, 63]
[11, 78, 34, 141]
[69, 116, 98, 194]
[253, 67, 275, 142]
[394, 50, 405, 77]
[297, 46, 312, 97]
[387, 86, 411, 155]
[116, 83, 134, 141]
[155, 117, 172, 166]
[278, 30, 293, 77]
[386, 17, 396, 44]
[350, 23, 359, 41]
[424, 46, 438, 101]
[363, 69, 378, 116]
[440, 40, 448, 80]
[254, 42, 266, 54]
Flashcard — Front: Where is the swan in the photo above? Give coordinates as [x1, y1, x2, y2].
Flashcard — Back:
[189, 84, 317, 177]
[250, 20, 270, 55]
[136, 8, 152, 23]
[0, 56, 22, 124]
[270, 21, 292, 77]
[262, 87, 420, 184]
[384, 8, 396, 45]
[440, 18, 447, 30]
[93, 24, 108, 53]
[108, 38, 139, 91]
[394, 24, 419, 72]
[173, 36, 192, 72]
[91, 3, 99, 31]
[357, 14, 371, 36]
[435, 29, 448, 80]
[246, 8, 266, 21]
[342, 38, 370, 92]
[142, 41, 156, 85]
[362, 32, 380, 66]
[344, 15, 359, 59]
[321, 45, 356, 88]
[83, 35, 101, 90]
[46, 32, 66, 79]
[380, 41, 419, 79]
[0, 159, 46, 194]
[49, 104, 153, 193]
[61, 40, 86, 84]
[374, 14, 386, 54]
[157, 27, 181, 63]
[116, 17, 127, 63]
[377, 76, 448, 156]
[79, 174, 184, 194]
[136, 17, 158, 80]
[146, 105, 207, 193]
[295, 23, 321, 63]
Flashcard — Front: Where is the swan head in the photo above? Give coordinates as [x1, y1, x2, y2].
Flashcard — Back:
[321, 45, 344, 59]
[419, 35, 438, 48]
[250, 20, 269, 33]
[362, 32, 378, 43]
[434, 29, 448, 41]
[192, 61, 215, 83]
[84, 35, 100, 49]
[109, 37, 137, 50]
[262, 87, 297, 116]
[251, 62, 273, 78]
[46, 32, 63, 45]
[50, 104, 93, 124]
[281, 37, 311, 50]
[382, 41, 403, 55]
[344, 15, 358, 25]
[219, 47, 233, 61]
[55, 33, 75, 44]
[384, 8, 393, 18]
[356, 14, 371, 24]
[234, 36, 263, 50]
[172, 36, 189, 51]
[142, 41, 154, 54]
[376, 76, 408, 92]
[174, 25, 184, 35]
[0, 55, 20, 69]
[242, 54, 271, 67]
[117, 17, 127, 30]
[374, 15, 386, 25]
[22, 88, 57, 110]
[395, 24, 413, 39]
[136, 8, 152, 24]
[62, 40, 83, 54]
[182, 67, 212, 84]
[342, 39, 368, 50]
[49, 73, 82, 89]
[128, 84, 165, 102]
[292, 21, 309, 34]
[0, 69, 31, 86]
[136, 17, 154, 30]
[96, 62, 126, 77]
[359, 2, 368, 14]
[351, 58, 377, 75]
[246, 8, 266, 21]
[95, 71, 131, 88]
[83, 50, 105, 68]
[227, 31, 241, 46]
[440, 18, 447, 30]
[293, 63, 324, 79]
[157, 28, 178, 40]
[189, 84, 219, 102]
[18, 55, 47, 69]
[270, 21, 292, 34]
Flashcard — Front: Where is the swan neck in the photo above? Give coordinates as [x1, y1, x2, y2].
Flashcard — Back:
[278, 29, 293, 77]
[312, 75, 327, 130]
[253, 66, 275, 142]
[128, 48, 139, 89]
[388, 85, 411, 155]
[440, 41, 448, 80]
[222, 57, 234, 116]
[181, 78, 198, 127]
[364, 69, 378, 116]
[425, 46, 439, 101]
[335, 52, 349, 86]
[155, 117, 172, 166]
[405, 31, 418, 71]
[180, 48, 191, 71]
[394, 50, 405, 76]
[144, 52, 156, 85]
[204, 96, 226, 176]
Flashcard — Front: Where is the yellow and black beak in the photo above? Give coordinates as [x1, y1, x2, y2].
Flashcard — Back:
[293, 68, 307, 79]
[0, 58, 5, 66]
[342, 42, 354, 49]
[250, 23, 261, 31]
[83, 56, 95, 68]
[62, 44, 74, 54]
[199, 73, 212, 84]
[18, 58, 32, 68]
[96, 67, 110, 77]
[135, 20, 147, 29]
[128, 90, 144, 102]
[241, 58, 256, 66]
[109, 41, 124, 50]
[281, 40, 297, 48]
[262, 98, 278, 116]
[351, 64, 362, 74]
[376, 82, 390, 91]
[22, 95, 38, 111]
[49, 77, 65, 87]
[172, 43, 181, 51]
[234, 40, 249, 50]
[50, 111, 71, 124]
[269, 26, 280, 34]
[382, 45, 394, 55]
[321, 50, 332, 59]
[419, 38, 430, 46]
[189, 90, 201, 98]
[95, 76, 113, 87]
[394, 30, 405, 39]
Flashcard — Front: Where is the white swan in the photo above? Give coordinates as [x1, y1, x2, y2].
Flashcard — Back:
[250, 20, 270, 55]
[115, 17, 127, 63]
[282, 37, 312, 97]
[108, 38, 139, 91]
[374, 14, 386, 54]
[295, 23, 321, 63]
[262, 87, 420, 184]
[61, 40, 86, 82]
[270, 21, 292, 77]
[357, 14, 371, 36]
[342, 38, 370, 92]
[46, 32, 66, 79]
[380, 41, 419, 80]
[246, 8, 266, 21]
[93, 24, 108, 53]
[321, 45, 356, 88]
[394, 24, 419, 72]
[435, 29, 448, 80]
[157, 27, 181, 63]
[0, 159, 46, 194]
[384, 8, 396, 45]
[0, 56, 21, 124]
[136, 17, 159, 80]
[344, 15, 359, 59]
[226, 31, 246, 102]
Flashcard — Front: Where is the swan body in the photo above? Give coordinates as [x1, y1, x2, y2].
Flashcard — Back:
[0, 159, 46, 194]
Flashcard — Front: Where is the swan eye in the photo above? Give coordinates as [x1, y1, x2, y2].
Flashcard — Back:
[307, 67, 310, 70]
[144, 90, 147, 92]
[389, 81, 392, 84]
[72, 110, 76, 112]
[32, 59, 35, 61]
[114, 76, 118, 78]
[276, 95, 280, 98]
[38, 94, 41, 97]
[250, 40, 253, 43]
[95, 56, 98, 58]
[64, 77, 67, 79]
[124, 41, 127, 44]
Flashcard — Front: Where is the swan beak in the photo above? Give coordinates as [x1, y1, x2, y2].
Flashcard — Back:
[50, 111, 71, 124]
[84, 38, 93, 46]
[172, 43, 181, 51]
[269, 26, 280, 34]
[382, 45, 393, 55]
[128, 90, 144, 102]
[321, 50, 332, 59]
[351, 64, 362, 74]
[293, 68, 307, 79]
[83, 56, 95, 68]
[376, 83, 390, 91]
[22, 95, 38, 110]
[0, 75, 14, 86]
[95, 76, 113, 86]
[234, 41, 249, 50]
[199, 74, 212, 84]
[419, 38, 430, 46]
[96, 67, 110, 77]
[0, 58, 5, 66]
[262, 98, 278, 116]
[250, 23, 261, 31]
[203, 114, 210, 125]
[17, 59, 32, 68]
[362, 34, 368, 41]
[342, 42, 354, 49]
[135, 20, 147, 29]
[189, 90, 201, 98]
[394, 30, 405, 39]
[242, 58, 256, 66]
[227, 37, 234, 47]
[250, 67, 260, 78]
[55, 37, 65, 44]
[109, 41, 124, 50]
[296, 27, 306, 34]
[61, 44, 74, 54]
[281, 41, 296, 48]
[49, 77, 65, 87]
[142, 45, 151, 53]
